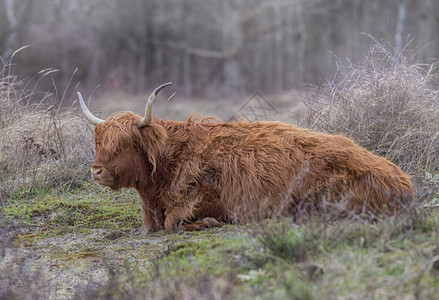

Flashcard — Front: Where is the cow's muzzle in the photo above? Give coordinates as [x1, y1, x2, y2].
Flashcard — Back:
[91, 166, 103, 180]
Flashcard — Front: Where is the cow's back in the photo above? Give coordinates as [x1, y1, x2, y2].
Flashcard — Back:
[203, 121, 414, 220]
[160, 119, 414, 222]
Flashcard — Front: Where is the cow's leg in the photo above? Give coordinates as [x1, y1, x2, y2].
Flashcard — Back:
[164, 206, 191, 233]
[141, 201, 164, 233]
[183, 217, 223, 231]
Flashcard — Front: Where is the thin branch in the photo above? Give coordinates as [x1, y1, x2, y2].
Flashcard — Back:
[152, 39, 229, 59]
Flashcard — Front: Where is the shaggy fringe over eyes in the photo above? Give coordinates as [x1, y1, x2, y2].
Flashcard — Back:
[139, 124, 168, 173]
[95, 113, 168, 172]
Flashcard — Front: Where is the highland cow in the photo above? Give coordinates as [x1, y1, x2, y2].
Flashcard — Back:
[78, 83, 414, 233]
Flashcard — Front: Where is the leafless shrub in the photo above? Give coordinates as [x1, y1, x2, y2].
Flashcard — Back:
[296, 40, 439, 176]
[0, 59, 94, 200]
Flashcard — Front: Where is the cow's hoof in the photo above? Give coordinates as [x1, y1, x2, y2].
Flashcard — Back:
[202, 217, 222, 228]
[183, 217, 223, 231]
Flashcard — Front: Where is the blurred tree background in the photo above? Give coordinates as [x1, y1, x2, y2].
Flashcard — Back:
[0, 0, 438, 97]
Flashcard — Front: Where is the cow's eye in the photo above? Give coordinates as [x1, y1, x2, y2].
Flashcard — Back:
[120, 147, 132, 154]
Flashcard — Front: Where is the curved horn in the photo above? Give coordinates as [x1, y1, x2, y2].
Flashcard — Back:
[77, 92, 104, 125]
[137, 82, 172, 128]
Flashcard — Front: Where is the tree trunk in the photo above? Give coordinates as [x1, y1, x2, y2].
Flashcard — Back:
[182, 2, 192, 95]
[273, 4, 283, 90]
[285, 6, 295, 89]
[395, 0, 407, 53]
[3, 0, 18, 60]
[296, 3, 306, 86]
[222, 2, 242, 96]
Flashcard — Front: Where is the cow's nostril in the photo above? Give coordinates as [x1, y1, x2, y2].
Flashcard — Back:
[91, 167, 103, 177]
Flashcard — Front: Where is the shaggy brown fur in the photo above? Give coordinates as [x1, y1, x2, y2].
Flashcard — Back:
[90, 112, 414, 233]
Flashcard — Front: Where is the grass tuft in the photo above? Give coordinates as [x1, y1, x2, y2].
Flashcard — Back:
[259, 220, 321, 263]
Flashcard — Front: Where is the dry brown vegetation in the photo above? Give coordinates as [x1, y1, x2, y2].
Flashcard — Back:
[296, 40, 439, 202]
[0, 55, 94, 201]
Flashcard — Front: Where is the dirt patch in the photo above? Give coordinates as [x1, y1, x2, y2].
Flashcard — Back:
[0, 226, 170, 299]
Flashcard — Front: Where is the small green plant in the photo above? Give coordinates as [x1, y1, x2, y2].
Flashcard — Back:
[258, 221, 322, 263]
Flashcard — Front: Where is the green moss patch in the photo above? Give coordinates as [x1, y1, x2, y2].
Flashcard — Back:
[2, 187, 141, 244]
[2, 186, 439, 299]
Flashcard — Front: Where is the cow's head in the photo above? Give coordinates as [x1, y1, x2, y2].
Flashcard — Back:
[78, 83, 171, 190]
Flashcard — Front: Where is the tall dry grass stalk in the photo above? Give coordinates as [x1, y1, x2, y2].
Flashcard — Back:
[0, 55, 94, 201]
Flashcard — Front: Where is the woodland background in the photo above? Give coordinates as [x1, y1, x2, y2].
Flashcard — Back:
[1, 0, 438, 97]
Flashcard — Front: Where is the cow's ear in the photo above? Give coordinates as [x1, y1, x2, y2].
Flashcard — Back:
[138, 124, 168, 173]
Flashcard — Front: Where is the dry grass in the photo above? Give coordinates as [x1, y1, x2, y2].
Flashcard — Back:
[296, 39, 439, 175]
[294, 40, 439, 204]
[0, 58, 94, 201]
